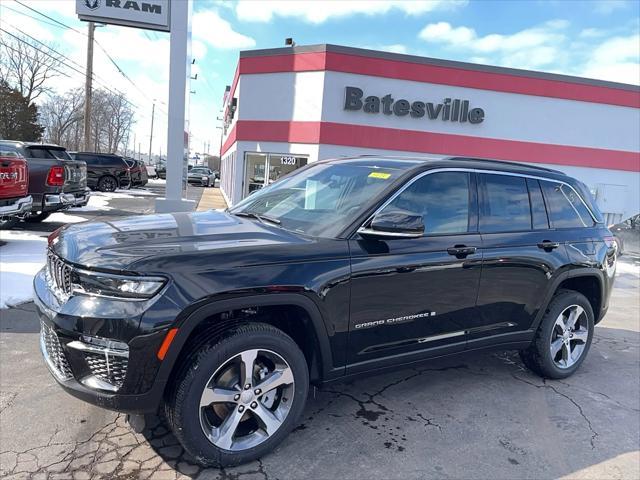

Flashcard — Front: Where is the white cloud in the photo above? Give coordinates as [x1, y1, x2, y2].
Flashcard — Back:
[582, 33, 640, 84]
[235, 0, 466, 24]
[419, 20, 567, 56]
[192, 10, 256, 49]
[593, 0, 631, 14]
[362, 44, 409, 54]
[418, 20, 569, 69]
[418, 19, 640, 85]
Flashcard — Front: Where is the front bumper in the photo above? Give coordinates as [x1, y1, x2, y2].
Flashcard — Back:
[44, 188, 91, 209]
[33, 267, 172, 413]
[0, 195, 32, 218]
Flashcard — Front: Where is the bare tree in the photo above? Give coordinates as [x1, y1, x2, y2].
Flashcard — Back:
[0, 31, 63, 104]
[40, 89, 84, 146]
[40, 87, 136, 154]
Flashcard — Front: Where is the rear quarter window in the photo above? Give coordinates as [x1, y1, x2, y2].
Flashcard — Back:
[540, 180, 595, 228]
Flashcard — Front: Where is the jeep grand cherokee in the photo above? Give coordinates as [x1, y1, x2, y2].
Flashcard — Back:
[34, 156, 617, 467]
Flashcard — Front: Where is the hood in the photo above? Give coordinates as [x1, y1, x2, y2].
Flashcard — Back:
[52, 210, 346, 272]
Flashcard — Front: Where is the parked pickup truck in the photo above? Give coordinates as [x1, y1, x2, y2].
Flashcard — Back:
[0, 141, 90, 222]
[0, 149, 32, 229]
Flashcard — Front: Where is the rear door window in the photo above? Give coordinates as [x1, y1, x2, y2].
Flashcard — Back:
[27, 147, 72, 160]
[479, 174, 532, 233]
[540, 180, 594, 228]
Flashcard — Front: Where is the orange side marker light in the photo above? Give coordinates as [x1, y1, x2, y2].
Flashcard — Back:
[157, 328, 178, 360]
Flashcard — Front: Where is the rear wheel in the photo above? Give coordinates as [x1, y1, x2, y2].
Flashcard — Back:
[165, 323, 309, 467]
[98, 175, 118, 192]
[520, 290, 594, 379]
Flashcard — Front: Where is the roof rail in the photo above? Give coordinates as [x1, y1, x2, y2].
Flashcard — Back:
[447, 157, 566, 175]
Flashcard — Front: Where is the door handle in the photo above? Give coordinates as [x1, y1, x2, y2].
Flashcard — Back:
[537, 240, 560, 251]
[447, 245, 477, 258]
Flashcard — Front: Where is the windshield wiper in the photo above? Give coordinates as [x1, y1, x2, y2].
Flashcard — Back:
[233, 211, 281, 225]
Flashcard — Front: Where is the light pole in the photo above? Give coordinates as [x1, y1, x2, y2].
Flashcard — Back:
[83, 21, 95, 152]
[148, 100, 156, 165]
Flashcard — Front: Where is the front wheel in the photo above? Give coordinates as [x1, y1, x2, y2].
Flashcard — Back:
[165, 323, 309, 467]
[520, 290, 594, 379]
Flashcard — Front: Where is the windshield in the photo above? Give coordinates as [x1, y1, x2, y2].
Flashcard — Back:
[230, 162, 406, 237]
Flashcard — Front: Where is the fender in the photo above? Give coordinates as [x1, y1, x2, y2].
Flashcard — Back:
[153, 293, 341, 389]
[530, 267, 605, 332]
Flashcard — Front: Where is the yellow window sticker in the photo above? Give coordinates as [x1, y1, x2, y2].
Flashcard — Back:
[369, 172, 391, 179]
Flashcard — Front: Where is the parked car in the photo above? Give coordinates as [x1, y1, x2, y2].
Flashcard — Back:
[35, 156, 616, 467]
[187, 166, 216, 187]
[125, 158, 148, 187]
[0, 150, 32, 229]
[145, 164, 157, 179]
[0, 141, 89, 222]
[156, 165, 166, 179]
[70, 152, 131, 192]
[610, 214, 640, 255]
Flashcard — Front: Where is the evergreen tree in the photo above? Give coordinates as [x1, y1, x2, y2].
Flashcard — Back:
[0, 81, 44, 141]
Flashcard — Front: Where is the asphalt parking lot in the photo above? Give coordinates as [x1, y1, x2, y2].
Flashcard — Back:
[0, 191, 638, 479]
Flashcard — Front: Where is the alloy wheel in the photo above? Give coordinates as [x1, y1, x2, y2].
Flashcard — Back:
[199, 348, 295, 451]
[100, 177, 117, 192]
[550, 304, 589, 369]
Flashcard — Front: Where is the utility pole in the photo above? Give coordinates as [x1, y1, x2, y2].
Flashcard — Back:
[83, 22, 95, 152]
[138, 142, 141, 161]
[148, 101, 156, 165]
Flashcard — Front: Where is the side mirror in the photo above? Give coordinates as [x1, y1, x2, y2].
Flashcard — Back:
[358, 210, 424, 239]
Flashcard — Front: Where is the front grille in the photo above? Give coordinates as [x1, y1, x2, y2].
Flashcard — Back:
[40, 322, 73, 380]
[47, 250, 72, 296]
[84, 352, 128, 389]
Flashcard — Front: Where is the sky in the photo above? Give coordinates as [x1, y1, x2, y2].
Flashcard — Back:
[0, 0, 638, 159]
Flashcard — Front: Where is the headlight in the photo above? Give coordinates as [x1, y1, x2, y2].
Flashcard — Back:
[71, 269, 166, 300]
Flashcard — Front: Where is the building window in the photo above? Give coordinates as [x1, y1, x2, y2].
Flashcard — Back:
[243, 153, 308, 198]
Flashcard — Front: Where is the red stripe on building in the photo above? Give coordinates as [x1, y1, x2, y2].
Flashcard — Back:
[222, 120, 640, 172]
[232, 51, 640, 108]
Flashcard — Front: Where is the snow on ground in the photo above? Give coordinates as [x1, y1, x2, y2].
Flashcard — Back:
[617, 257, 640, 276]
[73, 193, 113, 212]
[0, 231, 47, 308]
[44, 211, 88, 224]
[148, 178, 165, 185]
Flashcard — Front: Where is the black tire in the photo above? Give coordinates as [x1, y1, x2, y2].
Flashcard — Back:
[165, 323, 309, 467]
[24, 211, 52, 223]
[0, 217, 19, 229]
[98, 175, 118, 192]
[519, 290, 594, 379]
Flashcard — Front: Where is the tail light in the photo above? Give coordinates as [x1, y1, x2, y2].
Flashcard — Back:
[46, 166, 65, 186]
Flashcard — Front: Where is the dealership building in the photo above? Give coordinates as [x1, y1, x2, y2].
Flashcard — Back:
[219, 44, 639, 223]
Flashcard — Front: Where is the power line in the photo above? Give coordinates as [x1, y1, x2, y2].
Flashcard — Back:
[0, 4, 73, 31]
[4, 25, 86, 72]
[0, 28, 147, 113]
[13, 0, 86, 36]
[8, 0, 169, 116]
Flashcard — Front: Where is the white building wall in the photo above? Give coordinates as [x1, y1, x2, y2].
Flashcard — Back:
[321, 72, 640, 151]
[238, 72, 326, 121]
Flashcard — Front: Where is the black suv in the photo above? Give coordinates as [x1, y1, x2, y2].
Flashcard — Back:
[35, 156, 616, 467]
[71, 152, 132, 192]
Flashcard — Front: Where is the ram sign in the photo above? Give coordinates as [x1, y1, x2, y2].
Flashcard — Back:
[76, 0, 170, 32]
